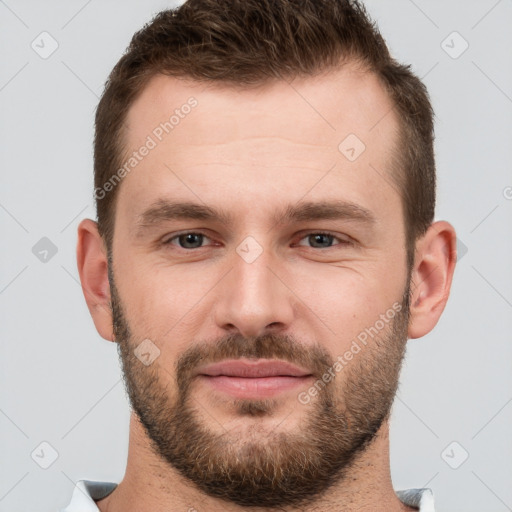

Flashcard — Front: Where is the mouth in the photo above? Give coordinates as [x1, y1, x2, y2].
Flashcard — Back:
[195, 359, 314, 399]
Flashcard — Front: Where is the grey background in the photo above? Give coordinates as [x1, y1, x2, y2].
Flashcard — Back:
[1, 0, 511, 511]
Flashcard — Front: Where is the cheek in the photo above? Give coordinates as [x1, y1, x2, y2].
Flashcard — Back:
[115, 259, 216, 338]
[289, 266, 378, 332]
[289, 264, 401, 352]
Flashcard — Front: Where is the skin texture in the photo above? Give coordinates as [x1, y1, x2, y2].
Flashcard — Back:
[77, 65, 457, 511]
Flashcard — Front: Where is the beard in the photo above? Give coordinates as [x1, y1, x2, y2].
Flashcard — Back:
[109, 265, 411, 509]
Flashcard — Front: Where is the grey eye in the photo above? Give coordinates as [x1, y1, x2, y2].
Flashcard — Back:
[307, 233, 335, 248]
[177, 233, 205, 249]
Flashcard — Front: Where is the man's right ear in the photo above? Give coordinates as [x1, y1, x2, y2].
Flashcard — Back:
[76, 219, 114, 342]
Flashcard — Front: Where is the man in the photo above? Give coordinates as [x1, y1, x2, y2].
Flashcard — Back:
[67, 0, 456, 510]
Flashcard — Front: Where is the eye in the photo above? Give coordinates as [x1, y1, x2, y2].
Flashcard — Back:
[161, 231, 352, 251]
[296, 232, 352, 249]
[163, 232, 214, 249]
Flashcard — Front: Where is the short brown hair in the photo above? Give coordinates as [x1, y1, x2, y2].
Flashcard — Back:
[94, 0, 435, 271]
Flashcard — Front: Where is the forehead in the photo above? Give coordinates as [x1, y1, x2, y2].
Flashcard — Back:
[125, 66, 398, 150]
[118, 65, 401, 228]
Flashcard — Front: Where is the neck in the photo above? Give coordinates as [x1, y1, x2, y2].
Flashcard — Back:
[96, 413, 416, 512]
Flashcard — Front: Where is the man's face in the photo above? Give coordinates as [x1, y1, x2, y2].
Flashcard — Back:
[109, 67, 411, 507]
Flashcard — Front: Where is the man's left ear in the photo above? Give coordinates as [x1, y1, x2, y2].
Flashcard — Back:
[408, 220, 457, 339]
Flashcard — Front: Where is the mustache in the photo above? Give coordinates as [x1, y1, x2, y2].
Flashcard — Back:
[174, 332, 334, 394]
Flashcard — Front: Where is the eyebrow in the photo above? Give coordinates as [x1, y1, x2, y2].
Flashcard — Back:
[135, 198, 377, 235]
[276, 199, 376, 226]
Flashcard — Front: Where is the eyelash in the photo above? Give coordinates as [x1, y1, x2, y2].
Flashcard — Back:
[162, 231, 354, 250]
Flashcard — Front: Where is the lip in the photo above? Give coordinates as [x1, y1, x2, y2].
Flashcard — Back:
[195, 359, 313, 399]
[197, 359, 312, 378]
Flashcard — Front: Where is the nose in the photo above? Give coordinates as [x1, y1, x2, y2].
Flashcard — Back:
[213, 242, 295, 339]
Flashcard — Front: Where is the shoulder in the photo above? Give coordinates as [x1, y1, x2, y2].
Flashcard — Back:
[60, 480, 118, 512]
[396, 488, 435, 512]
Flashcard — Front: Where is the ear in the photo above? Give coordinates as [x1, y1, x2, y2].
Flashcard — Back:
[408, 220, 457, 339]
[76, 219, 114, 342]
